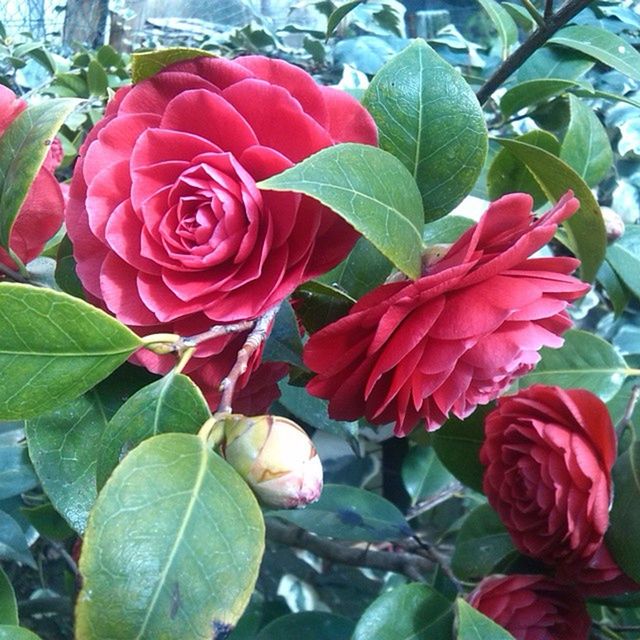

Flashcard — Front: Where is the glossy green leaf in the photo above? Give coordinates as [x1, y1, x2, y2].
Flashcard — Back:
[363, 39, 487, 220]
[318, 237, 391, 299]
[517, 46, 594, 82]
[131, 47, 214, 83]
[0, 568, 17, 626]
[0, 99, 79, 257]
[259, 143, 423, 278]
[516, 329, 637, 401]
[606, 225, 640, 300]
[0, 284, 142, 419]
[269, 484, 411, 541]
[263, 301, 303, 367]
[607, 442, 640, 581]
[257, 612, 354, 640]
[402, 445, 457, 506]
[475, 0, 518, 59]
[0, 423, 38, 500]
[76, 433, 264, 640]
[500, 79, 577, 118]
[326, 0, 364, 37]
[295, 280, 353, 333]
[493, 138, 606, 282]
[54, 234, 84, 298]
[26, 393, 109, 533]
[87, 59, 108, 95]
[550, 25, 640, 81]
[352, 583, 454, 640]
[502, 3, 536, 31]
[488, 130, 560, 209]
[597, 261, 630, 317]
[96, 372, 210, 488]
[423, 215, 475, 245]
[0, 627, 42, 640]
[456, 599, 515, 640]
[0, 510, 34, 568]
[431, 406, 488, 494]
[560, 95, 612, 187]
[452, 504, 516, 581]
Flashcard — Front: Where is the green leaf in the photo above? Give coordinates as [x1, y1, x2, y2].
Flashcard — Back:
[256, 612, 355, 640]
[550, 25, 640, 81]
[54, 234, 85, 298]
[597, 260, 630, 317]
[76, 433, 264, 640]
[26, 393, 109, 533]
[607, 442, 640, 582]
[87, 59, 108, 95]
[0, 510, 34, 568]
[488, 130, 560, 209]
[0, 568, 17, 626]
[401, 445, 457, 506]
[318, 237, 391, 299]
[516, 329, 637, 401]
[500, 79, 577, 118]
[294, 280, 353, 333]
[606, 225, 640, 300]
[131, 47, 214, 83]
[351, 583, 454, 640]
[269, 484, 411, 541]
[431, 406, 488, 494]
[456, 599, 515, 640]
[452, 504, 516, 581]
[21, 502, 74, 541]
[363, 40, 487, 220]
[96, 372, 211, 488]
[560, 95, 612, 187]
[0, 285, 142, 419]
[0, 423, 38, 500]
[517, 46, 594, 82]
[0, 99, 79, 256]
[423, 215, 475, 245]
[326, 0, 364, 38]
[0, 627, 42, 640]
[263, 301, 303, 367]
[259, 144, 424, 279]
[493, 138, 606, 282]
[475, 0, 518, 59]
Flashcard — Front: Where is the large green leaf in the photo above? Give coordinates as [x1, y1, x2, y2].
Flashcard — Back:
[96, 372, 210, 488]
[0, 284, 142, 419]
[607, 442, 640, 582]
[517, 46, 594, 82]
[500, 79, 578, 118]
[363, 39, 487, 220]
[475, 0, 517, 59]
[26, 392, 111, 533]
[401, 445, 457, 507]
[0, 99, 79, 257]
[516, 329, 637, 401]
[131, 47, 214, 83]
[256, 612, 354, 640]
[0, 627, 42, 640]
[0, 568, 17, 626]
[456, 599, 515, 640]
[550, 25, 640, 81]
[560, 95, 612, 187]
[351, 583, 454, 640]
[76, 433, 264, 640]
[606, 225, 640, 300]
[259, 144, 424, 279]
[493, 138, 606, 282]
[452, 504, 516, 581]
[269, 484, 411, 541]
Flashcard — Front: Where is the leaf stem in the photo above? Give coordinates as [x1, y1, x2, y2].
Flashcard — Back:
[520, 0, 546, 28]
[476, 0, 595, 105]
[0, 260, 30, 283]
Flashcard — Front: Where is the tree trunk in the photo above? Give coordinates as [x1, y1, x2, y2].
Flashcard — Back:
[63, 0, 109, 48]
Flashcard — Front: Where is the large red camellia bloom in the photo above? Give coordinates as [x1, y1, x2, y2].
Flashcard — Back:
[0, 86, 64, 270]
[468, 574, 590, 640]
[66, 55, 377, 329]
[304, 192, 589, 434]
[481, 385, 616, 567]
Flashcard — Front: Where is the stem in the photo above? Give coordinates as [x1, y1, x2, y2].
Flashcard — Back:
[174, 346, 195, 375]
[406, 482, 463, 520]
[520, 0, 546, 28]
[410, 534, 461, 592]
[545, 0, 555, 19]
[266, 518, 433, 581]
[476, 0, 595, 105]
[616, 385, 640, 442]
[0, 261, 30, 283]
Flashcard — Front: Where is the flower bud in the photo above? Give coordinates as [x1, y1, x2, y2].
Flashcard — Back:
[219, 414, 323, 509]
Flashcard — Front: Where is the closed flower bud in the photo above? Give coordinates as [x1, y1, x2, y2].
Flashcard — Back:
[219, 414, 323, 509]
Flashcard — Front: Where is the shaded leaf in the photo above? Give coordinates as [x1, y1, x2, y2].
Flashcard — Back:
[475, 0, 518, 59]
[456, 598, 515, 640]
[500, 79, 578, 118]
[257, 612, 354, 640]
[517, 46, 594, 82]
[295, 280, 353, 333]
[263, 301, 303, 367]
[0, 568, 17, 626]
[0, 423, 38, 500]
[606, 225, 640, 300]
[0, 627, 42, 640]
[0, 510, 34, 568]
[402, 445, 457, 506]
[131, 47, 214, 83]
[326, 0, 364, 38]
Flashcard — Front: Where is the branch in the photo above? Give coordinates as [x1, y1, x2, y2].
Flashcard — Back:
[266, 518, 434, 581]
[476, 0, 595, 105]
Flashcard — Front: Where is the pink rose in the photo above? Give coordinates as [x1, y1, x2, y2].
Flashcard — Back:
[0, 86, 64, 270]
[304, 193, 589, 434]
[468, 574, 590, 640]
[481, 385, 616, 567]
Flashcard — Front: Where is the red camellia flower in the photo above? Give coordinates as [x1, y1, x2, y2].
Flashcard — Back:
[0, 86, 64, 270]
[481, 385, 616, 567]
[468, 574, 590, 640]
[304, 192, 589, 434]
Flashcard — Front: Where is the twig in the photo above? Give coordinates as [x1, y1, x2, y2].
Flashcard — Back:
[616, 385, 640, 440]
[544, 0, 555, 19]
[405, 482, 463, 520]
[520, 0, 546, 28]
[476, 0, 595, 105]
[0, 260, 30, 283]
[266, 518, 434, 581]
[410, 534, 462, 591]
